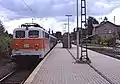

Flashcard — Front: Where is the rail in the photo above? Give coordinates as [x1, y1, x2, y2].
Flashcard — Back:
[0, 70, 16, 82]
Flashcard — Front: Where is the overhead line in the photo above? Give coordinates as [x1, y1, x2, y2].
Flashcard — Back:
[22, 0, 33, 12]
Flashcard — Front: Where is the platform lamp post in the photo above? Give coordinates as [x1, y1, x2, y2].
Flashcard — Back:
[76, 0, 79, 61]
[65, 15, 72, 49]
[32, 18, 34, 23]
[63, 23, 67, 34]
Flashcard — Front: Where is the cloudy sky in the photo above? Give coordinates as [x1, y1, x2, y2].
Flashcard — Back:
[0, 0, 120, 34]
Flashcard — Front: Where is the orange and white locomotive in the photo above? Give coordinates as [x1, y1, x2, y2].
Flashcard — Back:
[12, 23, 57, 64]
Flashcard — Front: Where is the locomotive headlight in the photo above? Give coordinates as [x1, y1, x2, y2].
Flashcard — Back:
[35, 44, 39, 50]
[15, 44, 19, 51]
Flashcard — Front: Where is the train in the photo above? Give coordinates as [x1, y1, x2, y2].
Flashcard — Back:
[11, 23, 57, 65]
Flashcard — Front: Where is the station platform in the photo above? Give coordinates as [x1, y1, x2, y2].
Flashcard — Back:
[24, 44, 120, 84]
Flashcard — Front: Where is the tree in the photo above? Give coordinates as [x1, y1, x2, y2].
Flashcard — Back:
[55, 31, 62, 40]
[48, 28, 50, 34]
[0, 20, 5, 35]
[3, 30, 9, 36]
[73, 28, 75, 32]
[72, 28, 77, 40]
[104, 17, 108, 22]
[87, 16, 99, 35]
[5, 30, 8, 34]
[52, 30, 54, 35]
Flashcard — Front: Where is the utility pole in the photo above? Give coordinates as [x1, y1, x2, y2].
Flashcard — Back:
[65, 15, 72, 49]
[48, 28, 50, 34]
[32, 18, 34, 23]
[114, 16, 115, 24]
[63, 23, 67, 34]
[76, 0, 79, 61]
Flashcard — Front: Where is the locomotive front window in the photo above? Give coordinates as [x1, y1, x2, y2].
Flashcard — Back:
[29, 30, 39, 38]
[15, 31, 25, 38]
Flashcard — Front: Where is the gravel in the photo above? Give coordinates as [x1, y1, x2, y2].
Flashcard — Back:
[0, 62, 16, 79]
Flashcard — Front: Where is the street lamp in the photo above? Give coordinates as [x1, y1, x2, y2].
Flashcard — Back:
[32, 18, 34, 23]
[63, 23, 67, 34]
[65, 15, 72, 49]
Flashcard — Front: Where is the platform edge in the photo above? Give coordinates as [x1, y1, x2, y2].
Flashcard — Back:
[24, 45, 56, 84]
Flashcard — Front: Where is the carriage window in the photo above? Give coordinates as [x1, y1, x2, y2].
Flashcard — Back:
[42, 31, 45, 37]
[45, 32, 49, 38]
[15, 31, 25, 38]
[29, 30, 39, 38]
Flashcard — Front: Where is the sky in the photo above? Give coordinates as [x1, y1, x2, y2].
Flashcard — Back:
[0, 0, 120, 34]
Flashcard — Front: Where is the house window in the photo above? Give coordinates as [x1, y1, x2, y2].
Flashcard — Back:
[108, 30, 112, 34]
[105, 29, 107, 34]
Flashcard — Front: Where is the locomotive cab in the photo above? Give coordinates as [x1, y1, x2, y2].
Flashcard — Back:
[12, 23, 51, 65]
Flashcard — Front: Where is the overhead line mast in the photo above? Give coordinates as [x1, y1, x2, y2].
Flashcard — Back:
[76, 0, 91, 63]
[80, 0, 91, 63]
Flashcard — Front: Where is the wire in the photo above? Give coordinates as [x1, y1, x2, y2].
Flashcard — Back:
[22, 0, 35, 23]
[22, 0, 33, 12]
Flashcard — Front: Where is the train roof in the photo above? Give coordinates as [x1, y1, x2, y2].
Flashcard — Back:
[13, 23, 48, 33]
[21, 23, 44, 29]
[49, 34, 57, 39]
[14, 27, 43, 31]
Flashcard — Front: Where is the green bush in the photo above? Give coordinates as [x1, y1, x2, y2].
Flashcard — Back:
[91, 35, 116, 46]
[100, 37, 116, 46]
[91, 36, 101, 44]
[0, 35, 12, 60]
[0, 36, 12, 53]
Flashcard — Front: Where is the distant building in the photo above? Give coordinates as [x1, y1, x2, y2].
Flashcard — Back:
[93, 21, 120, 38]
[55, 31, 62, 40]
[62, 33, 72, 48]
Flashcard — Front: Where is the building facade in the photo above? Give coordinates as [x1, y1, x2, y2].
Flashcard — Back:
[93, 21, 120, 38]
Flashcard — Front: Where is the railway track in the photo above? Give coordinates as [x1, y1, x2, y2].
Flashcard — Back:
[87, 47, 120, 60]
[74, 43, 120, 60]
[0, 67, 36, 84]
[0, 61, 40, 84]
[0, 45, 56, 84]
[0, 70, 16, 82]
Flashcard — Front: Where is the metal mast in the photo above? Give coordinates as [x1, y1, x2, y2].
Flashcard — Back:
[76, 0, 79, 61]
[65, 15, 72, 49]
[80, 0, 91, 63]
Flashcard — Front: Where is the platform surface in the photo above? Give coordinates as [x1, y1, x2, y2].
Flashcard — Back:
[24, 44, 120, 84]
[69, 45, 120, 84]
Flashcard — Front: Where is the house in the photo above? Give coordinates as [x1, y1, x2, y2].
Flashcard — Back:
[93, 21, 120, 39]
